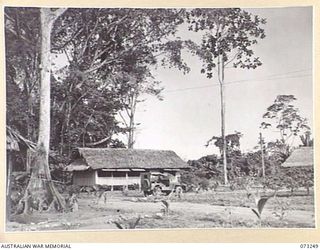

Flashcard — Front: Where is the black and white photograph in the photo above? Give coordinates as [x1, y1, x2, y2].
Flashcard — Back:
[5, 6, 314, 231]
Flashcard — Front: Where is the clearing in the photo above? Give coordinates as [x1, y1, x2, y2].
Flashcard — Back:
[7, 189, 315, 231]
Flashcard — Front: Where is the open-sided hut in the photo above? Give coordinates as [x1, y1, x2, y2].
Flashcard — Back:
[6, 126, 35, 172]
[66, 148, 189, 190]
[6, 126, 35, 221]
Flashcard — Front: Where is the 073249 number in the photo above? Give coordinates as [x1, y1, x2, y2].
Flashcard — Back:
[300, 244, 319, 248]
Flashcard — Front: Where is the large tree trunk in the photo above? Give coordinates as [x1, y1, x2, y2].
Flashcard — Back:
[38, 9, 54, 154]
[6, 153, 12, 222]
[26, 97, 32, 174]
[17, 8, 67, 215]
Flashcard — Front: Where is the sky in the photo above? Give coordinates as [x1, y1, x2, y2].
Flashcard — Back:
[132, 7, 313, 161]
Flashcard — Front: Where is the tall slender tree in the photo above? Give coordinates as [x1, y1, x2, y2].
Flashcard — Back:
[186, 8, 266, 184]
[261, 95, 311, 159]
[116, 69, 163, 149]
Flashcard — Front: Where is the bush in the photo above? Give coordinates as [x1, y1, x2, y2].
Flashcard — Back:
[263, 166, 314, 193]
[199, 179, 210, 190]
[66, 184, 82, 195]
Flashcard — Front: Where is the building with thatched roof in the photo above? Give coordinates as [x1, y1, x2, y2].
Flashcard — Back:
[282, 146, 314, 168]
[66, 148, 190, 189]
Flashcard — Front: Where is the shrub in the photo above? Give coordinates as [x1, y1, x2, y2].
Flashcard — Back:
[263, 166, 314, 194]
[199, 179, 210, 190]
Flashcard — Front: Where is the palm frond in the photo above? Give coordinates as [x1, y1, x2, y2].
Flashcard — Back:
[130, 216, 141, 229]
[251, 208, 260, 219]
[161, 200, 169, 209]
[113, 221, 123, 229]
[257, 197, 269, 215]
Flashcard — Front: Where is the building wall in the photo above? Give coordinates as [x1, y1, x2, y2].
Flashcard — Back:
[96, 175, 140, 186]
[73, 169, 182, 187]
[95, 171, 141, 186]
[73, 170, 96, 186]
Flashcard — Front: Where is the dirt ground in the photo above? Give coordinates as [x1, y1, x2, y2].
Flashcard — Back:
[7, 189, 315, 231]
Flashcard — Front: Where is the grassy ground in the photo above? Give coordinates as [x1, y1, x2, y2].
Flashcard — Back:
[7, 189, 315, 231]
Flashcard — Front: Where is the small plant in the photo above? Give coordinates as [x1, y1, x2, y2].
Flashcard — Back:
[93, 191, 108, 204]
[161, 200, 170, 215]
[224, 207, 233, 227]
[122, 186, 129, 197]
[249, 190, 276, 226]
[153, 200, 170, 219]
[113, 214, 141, 229]
[167, 187, 183, 200]
[272, 197, 290, 221]
[65, 193, 78, 212]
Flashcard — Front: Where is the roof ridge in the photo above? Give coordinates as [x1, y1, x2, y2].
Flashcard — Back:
[78, 147, 175, 152]
[72, 147, 189, 171]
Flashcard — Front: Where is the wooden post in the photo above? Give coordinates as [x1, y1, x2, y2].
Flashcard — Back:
[111, 172, 114, 191]
[94, 170, 97, 185]
[259, 132, 265, 178]
[138, 173, 141, 191]
[218, 55, 228, 185]
[125, 172, 129, 189]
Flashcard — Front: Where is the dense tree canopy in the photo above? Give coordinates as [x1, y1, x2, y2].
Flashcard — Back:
[6, 7, 190, 158]
[5, 8, 41, 141]
[185, 8, 266, 78]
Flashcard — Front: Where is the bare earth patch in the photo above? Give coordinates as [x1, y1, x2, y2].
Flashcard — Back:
[6, 190, 315, 231]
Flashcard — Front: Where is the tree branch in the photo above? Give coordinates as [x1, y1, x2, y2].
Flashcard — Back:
[70, 88, 91, 112]
[52, 8, 68, 21]
[118, 111, 129, 128]
[63, 48, 72, 64]
[225, 51, 240, 66]
[52, 27, 83, 52]
[5, 25, 36, 46]
[85, 136, 111, 146]
[80, 14, 100, 58]
[83, 57, 123, 74]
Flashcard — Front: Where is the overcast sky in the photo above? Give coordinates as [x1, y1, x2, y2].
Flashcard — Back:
[133, 7, 313, 160]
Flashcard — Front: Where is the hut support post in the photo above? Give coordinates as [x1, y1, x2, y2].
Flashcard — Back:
[111, 172, 114, 191]
[125, 172, 128, 189]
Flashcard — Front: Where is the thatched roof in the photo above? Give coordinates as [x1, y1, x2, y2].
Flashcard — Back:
[66, 148, 189, 171]
[6, 126, 36, 151]
[282, 146, 314, 168]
